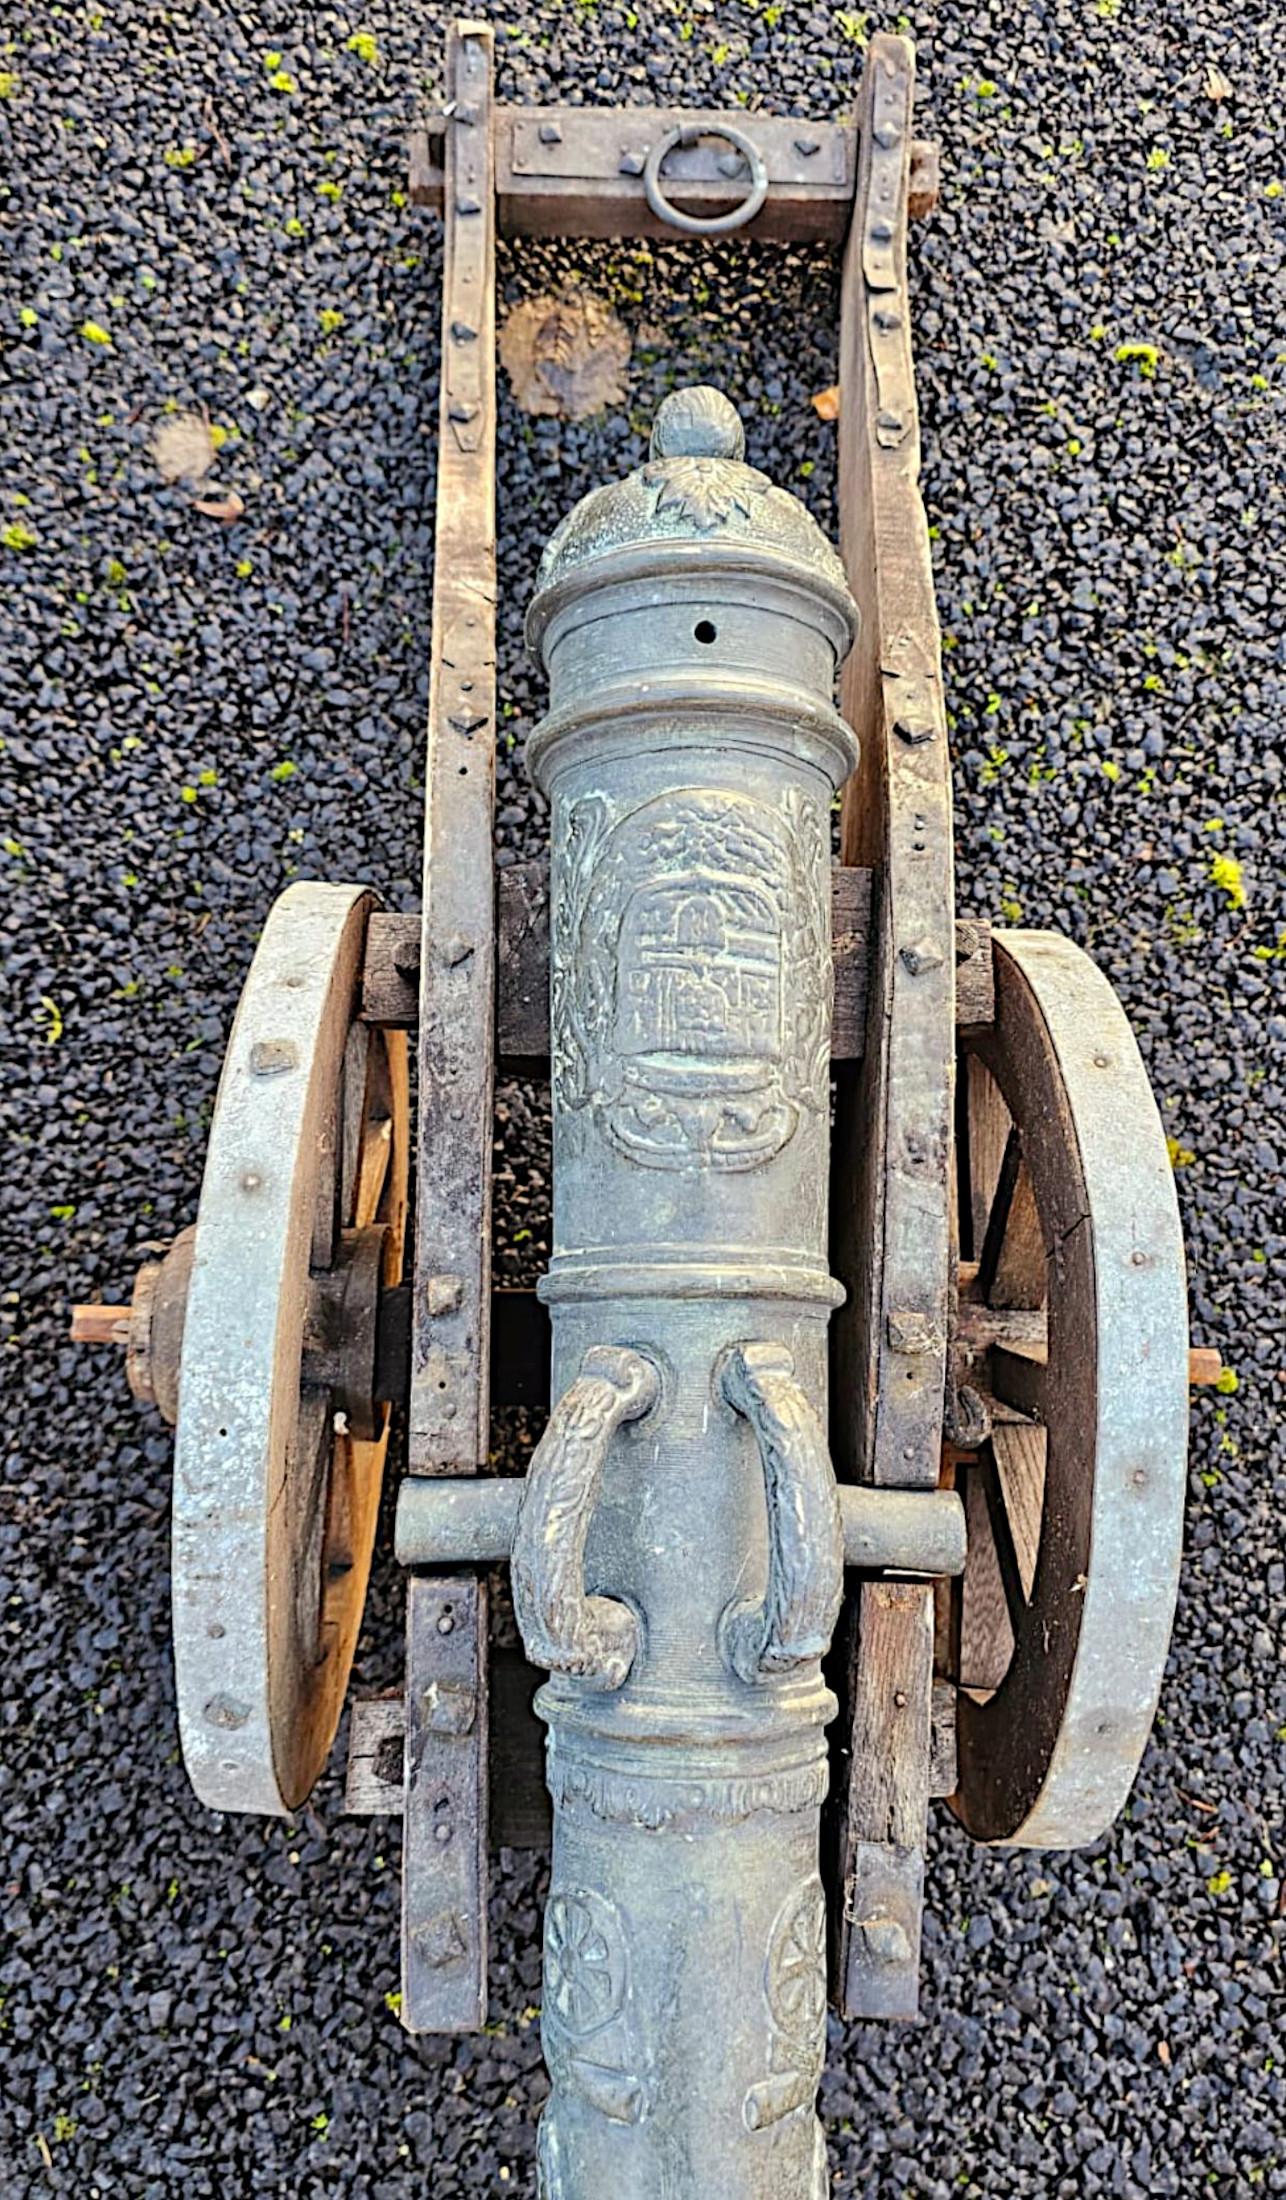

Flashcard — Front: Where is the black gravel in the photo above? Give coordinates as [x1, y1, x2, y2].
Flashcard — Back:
[2, 4, 1283, 2195]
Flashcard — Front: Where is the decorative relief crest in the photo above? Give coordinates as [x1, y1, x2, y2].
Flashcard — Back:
[553, 788, 830, 1172]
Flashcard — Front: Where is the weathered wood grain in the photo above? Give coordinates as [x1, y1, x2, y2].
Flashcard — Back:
[409, 21, 499, 1478]
[403, 19, 496, 2041]
[828, 34, 953, 2024]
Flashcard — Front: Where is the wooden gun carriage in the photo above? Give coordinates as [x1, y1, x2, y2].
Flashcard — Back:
[74, 25, 1213, 2194]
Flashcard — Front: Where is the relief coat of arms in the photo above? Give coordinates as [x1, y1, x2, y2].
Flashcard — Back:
[551, 788, 830, 1172]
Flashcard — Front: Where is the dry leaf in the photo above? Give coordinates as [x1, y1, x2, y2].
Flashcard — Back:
[500, 291, 631, 420]
[152, 412, 216, 485]
[810, 384, 840, 422]
[1203, 62, 1232, 101]
[191, 489, 245, 523]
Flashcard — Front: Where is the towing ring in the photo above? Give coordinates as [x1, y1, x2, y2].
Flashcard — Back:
[643, 123, 769, 237]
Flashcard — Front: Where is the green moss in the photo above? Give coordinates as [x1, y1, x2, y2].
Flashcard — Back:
[346, 29, 379, 63]
[80, 319, 112, 347]
[3, 521, 37, 552]
[1115, 341, 1159, 378]
[1209, 852, 1246, 910]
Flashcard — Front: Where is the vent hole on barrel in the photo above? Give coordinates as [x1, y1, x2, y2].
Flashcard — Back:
[694, 619, 717, 645]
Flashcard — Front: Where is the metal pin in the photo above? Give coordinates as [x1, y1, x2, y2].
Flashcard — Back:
[249, 1038, 298, 1077]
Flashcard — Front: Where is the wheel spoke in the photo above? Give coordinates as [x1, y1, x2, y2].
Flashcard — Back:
[989, 1421, 1045, 1601]
[957, 1463, 1012, 1693]
[976, 1125, 1045, 1311]
[965, 1054, 1011, 1255]
[976, 1438, 1030, 1637]
[990, 1341, 1048, 1421]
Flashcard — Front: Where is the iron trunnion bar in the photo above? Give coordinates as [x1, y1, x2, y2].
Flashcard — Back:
[513, 385, 861, 2195]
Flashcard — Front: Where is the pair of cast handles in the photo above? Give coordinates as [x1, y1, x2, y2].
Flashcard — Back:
[511, 1342, 844, 1693]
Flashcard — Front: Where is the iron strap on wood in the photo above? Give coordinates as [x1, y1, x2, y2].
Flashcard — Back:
[409, 106, 941, 243]
[403, 18, 496, 2039]
[828, 33, 955, 2024]
[410, 20, 498, 1477]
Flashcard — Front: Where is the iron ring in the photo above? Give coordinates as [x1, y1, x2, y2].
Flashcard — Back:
[642, 124, 769, 238]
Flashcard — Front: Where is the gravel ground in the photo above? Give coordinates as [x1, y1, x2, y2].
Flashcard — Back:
[2, 2, 1283, 2195]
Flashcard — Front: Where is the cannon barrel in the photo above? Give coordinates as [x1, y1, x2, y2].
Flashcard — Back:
[511, 385, 859, 2197]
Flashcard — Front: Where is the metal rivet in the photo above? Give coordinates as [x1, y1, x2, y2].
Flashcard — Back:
[900, 938, 945, 976]
[794, 135, 820, 156]
[437, 1611, 455, 1635]
[887, 1308, 943, 1355]
[240, 1170, 262, 1192]
[874, 306, 902, 333]
[538, 120, 563, 145]
[1093, 1051, 1111, 1068]
[249, 1037, 298, 1077]
[874, 120, 902, 149]
[447, 705, 488, 736]
[1132, 1467, 1148, 1488]
[448, 400, 478, 424]
[442, 935, 473, 968]
[870, 217, 894, 243]
[450, 319, 477, 343]
[618, 149, 646, 177]
[716, 150, 743, 178]
[426, 1272, 464, 1315]
[433, 1822, 453, 1845]
[861, 1916, 912, 1966]
[204, 1694, 250, 1731]
[455, 193, 482, 216]
[413, 1911, 467, 1968]
[894, 717, 935, 745]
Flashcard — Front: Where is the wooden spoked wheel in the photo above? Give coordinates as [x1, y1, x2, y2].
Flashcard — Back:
[947, 931, 1188, 1847]
[172, 883, 409, 1815]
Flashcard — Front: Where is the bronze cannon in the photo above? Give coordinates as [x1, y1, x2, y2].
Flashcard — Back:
[73, 23, 1210, 2195]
